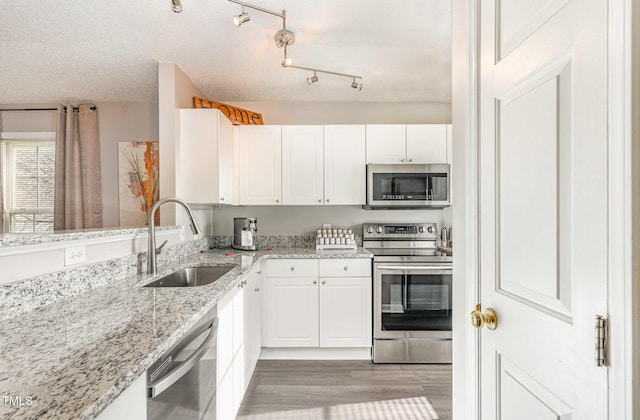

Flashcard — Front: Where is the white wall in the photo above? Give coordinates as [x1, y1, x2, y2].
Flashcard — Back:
[226, 101, 451, 125]
[211, 205, 452, 236]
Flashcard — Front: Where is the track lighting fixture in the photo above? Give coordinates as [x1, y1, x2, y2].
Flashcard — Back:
[227, 0, 363, 91]
[307, 72, 319, 85]
[171, 0, 183, 13]
[274, 29, 295, 48]
[233, 5, 250, 26]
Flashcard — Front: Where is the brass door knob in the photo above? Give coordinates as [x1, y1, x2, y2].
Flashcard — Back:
[470, 304, 498, 330]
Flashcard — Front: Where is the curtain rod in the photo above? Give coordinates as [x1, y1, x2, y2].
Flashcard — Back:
[0, 106, 96, 112]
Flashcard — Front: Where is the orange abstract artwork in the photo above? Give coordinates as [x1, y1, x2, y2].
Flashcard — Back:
[118, 142, 160, 227]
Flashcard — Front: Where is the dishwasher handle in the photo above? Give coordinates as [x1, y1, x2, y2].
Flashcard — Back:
[148, 320, 217, 398]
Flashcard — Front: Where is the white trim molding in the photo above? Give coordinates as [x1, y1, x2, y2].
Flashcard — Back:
[608, 0, 639, 419]
[452, 0, 480, 419]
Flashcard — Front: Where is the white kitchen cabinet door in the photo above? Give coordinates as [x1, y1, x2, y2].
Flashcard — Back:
[178, 109, 235, 205]
[243, 266, 262, 388]
[365, 124, 406, 164]
[319, 276, 371, 347]
[217, 369, 234, 420]
[266, 277, 319, 347]
[238, 125, 282, 205]
[406, 124, 447, 163]
[323, 125, 366, 205]
[282, 125, 324, 205]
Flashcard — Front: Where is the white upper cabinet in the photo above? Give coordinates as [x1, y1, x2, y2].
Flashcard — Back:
[406, 124, 447, 163]
[323, 125, 366, 205]
[365, 125, 407, 164]
[238, 125, 282, 205]
[366, 124, 450, 164]
[281, 125, 324, 205]
[177, 109, 235, 204]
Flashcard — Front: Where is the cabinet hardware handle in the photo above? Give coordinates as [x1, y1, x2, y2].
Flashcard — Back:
[255, 288, 260, 292]
[290, 266, 295, 271]
[401, 158, 405, 163]
[257, 271, 262, 275]
[321, 280, 326, 285]
[318, 199, 322, 203]
[238, 283, 242, 289]
[408, 158, 413, 162]
[313, 280, 317, 284]
[326, 198, 330, 203]
[344, 266, 348, 270]
[275, 199, 279, 203]
[220, 197, 224, 201]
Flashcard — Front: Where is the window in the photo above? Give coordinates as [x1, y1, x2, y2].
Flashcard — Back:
[1, 133, 56, 233]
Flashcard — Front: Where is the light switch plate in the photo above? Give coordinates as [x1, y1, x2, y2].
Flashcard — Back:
[65, 246, 86, 266]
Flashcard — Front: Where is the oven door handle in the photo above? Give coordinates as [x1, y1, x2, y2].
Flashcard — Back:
[375, 265, 452, 271]
[148, 320, 217, 398]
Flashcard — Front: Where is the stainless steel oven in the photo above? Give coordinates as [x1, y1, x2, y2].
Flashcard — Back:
[364, 223, 452, 363]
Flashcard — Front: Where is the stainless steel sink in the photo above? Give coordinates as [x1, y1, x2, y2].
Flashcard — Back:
[143, 266, 234, 287]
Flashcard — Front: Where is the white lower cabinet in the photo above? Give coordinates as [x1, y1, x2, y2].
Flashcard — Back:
[96, 373, 146, 420]
[243, 265, 262, 386]
[217, 264, 262, 420]
[264, 258, 372, 349]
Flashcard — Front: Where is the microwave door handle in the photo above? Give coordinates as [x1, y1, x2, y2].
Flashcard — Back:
[148, 320, 217, 398]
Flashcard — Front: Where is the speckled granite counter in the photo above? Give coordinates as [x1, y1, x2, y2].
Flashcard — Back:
[0, 247, 372, 420]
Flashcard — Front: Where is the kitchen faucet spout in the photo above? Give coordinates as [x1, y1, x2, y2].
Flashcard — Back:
[147, 198, 202, 276]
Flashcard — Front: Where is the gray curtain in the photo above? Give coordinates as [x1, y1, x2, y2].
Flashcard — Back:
[54, 103, 103, 230]
[0, 112, 4, 234]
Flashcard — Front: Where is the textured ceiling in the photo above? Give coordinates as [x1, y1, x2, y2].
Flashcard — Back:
[0, 1, 451, 104]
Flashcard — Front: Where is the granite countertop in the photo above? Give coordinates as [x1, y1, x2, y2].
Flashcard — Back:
[0, 247, 372, 420]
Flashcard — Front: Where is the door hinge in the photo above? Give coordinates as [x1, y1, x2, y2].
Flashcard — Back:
[595, 315, 608, 367]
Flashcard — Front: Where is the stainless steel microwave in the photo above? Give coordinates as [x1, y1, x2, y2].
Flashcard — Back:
[365, 163, 450, 209]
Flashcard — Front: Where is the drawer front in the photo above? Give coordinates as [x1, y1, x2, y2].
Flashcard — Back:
[267, 259, 318, 278]
[319, 259, 372, 277]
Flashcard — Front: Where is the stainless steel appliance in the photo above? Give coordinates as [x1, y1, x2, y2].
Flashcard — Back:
[147, 308, 217, 419]
[363, 222, 452, 363]
[365, 164, 450, 209]
[233, 217, 258, 251]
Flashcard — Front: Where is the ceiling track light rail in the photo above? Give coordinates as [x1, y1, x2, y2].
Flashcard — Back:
[227, 0, 363, 90]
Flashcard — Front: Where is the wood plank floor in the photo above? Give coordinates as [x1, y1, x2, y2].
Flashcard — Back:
[237, 361, 451, 420]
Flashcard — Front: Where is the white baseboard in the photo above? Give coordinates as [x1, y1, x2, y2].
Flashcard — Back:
[259, 347, 372, 360]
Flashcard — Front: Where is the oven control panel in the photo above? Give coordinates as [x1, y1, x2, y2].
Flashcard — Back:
[362, 223, 438, 239]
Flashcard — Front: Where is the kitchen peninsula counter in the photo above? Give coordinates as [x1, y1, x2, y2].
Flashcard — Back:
[0, 246, 371, 419]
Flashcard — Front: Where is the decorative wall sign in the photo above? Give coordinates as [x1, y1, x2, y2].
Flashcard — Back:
[193, 96, 264, 125]
[118, 142, 159, 227]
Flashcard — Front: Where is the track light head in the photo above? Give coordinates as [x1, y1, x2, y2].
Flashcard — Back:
[274, 29, 295, 48]
[307, 73, 319, 85]
[282, 57, 292, 67]
[171, 0, 183, 13]
[233, 5, 250, 26]
[233, 12, 251, 26]
[351, 78, 363, 91]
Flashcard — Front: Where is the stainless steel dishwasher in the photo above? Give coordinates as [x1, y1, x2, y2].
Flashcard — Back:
[147, 308, 217, 419]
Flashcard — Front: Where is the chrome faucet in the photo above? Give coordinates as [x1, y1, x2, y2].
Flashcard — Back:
[147, 197, 202, 276]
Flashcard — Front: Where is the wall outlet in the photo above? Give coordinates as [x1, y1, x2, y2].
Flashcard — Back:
[64, 246, 86, 266]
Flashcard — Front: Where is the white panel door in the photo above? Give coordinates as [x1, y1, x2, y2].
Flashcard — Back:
[479, 0, 608, 418]
[281, 125, 324, 205]
[238, 125, 282, 205]
[323, 125, 366, 205]
[266, 277, 319, 347]
[319, 277, 372, 347]
[406, 124, 447, 163]
[365, 124, 406, 164]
